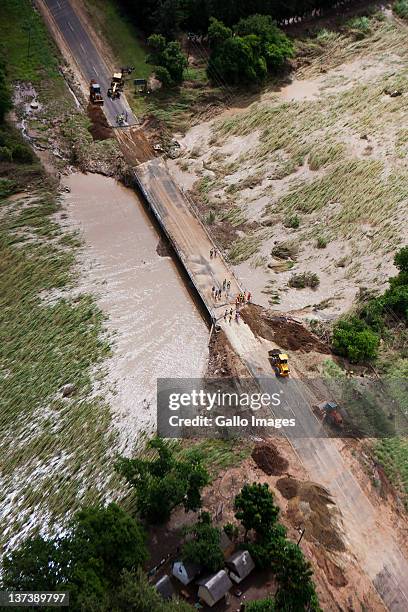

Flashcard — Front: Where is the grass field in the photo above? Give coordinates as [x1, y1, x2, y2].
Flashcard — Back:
[0, 0, 60, 82]
[83, 0, 151, 78]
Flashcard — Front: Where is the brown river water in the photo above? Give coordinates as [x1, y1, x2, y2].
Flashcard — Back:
[62, 173, 209, 452]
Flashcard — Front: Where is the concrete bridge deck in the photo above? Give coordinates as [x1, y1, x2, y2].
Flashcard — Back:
[134, 158, 244, 322]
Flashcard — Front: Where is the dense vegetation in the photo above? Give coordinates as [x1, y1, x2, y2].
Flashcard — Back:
[0, 60, 11, 122]
[115, 437, 209, 523]
[119, 0, 350, 35]
[207, 15, 293, 84]
[332, 247, 408, 363]
[1, 504, 191, 611]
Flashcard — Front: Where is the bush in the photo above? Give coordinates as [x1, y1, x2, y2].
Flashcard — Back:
[394, 246, 408, 273]
[332, 316, 380, 363]
[182, 513, 224, 573]
[245, 598, 275, 611]
[347, 16, 371, 38]
[12, 143, 34, 164]
[223, 522, 238, 540]
[283, 214, 300, 229]
[288, 272, 320, 289]
[147, 34, 187, 86]
[0, 177, 16, 197]
[316, 235, 328, 249]
[394, 0, 408, 19]
[0, 60, 12, 122]
[0, 145, 12, 162]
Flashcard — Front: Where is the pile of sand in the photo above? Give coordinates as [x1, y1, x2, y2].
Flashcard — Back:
[252, 443, 289, 475]
[277, 476, 346, 552]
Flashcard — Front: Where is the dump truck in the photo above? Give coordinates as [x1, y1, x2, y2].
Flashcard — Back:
[268, 349, 290, 377]
[313, 401, 343, 429]
[89, 80, 103, 106]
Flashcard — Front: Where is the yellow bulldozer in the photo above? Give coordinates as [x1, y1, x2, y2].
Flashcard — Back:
[89, 80, 103, 106]
[268, 349, 290, 377]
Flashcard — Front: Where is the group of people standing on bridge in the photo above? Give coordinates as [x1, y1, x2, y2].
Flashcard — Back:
[212, 278, 231, 302]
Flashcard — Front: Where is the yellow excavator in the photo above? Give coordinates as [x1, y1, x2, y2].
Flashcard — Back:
[268, 349, 290, 377]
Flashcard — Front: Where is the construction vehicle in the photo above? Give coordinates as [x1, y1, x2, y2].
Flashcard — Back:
[89, 80, 104, 106]
[108, 72, 124, 100]
[313, 401, 343, 429]
[268, 349, 290, 377]
[107, 67, 134, 100]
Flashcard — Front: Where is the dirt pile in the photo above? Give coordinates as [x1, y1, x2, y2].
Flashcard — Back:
[207, 329, 250, 378]
[87, 104, 113, 140]
[241, 304, 330, 353]
[252, 443, 289, 475]
[277, 476, 346, 552]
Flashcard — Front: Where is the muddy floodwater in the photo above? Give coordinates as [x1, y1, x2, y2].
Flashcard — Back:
[63, 173, 209, 452]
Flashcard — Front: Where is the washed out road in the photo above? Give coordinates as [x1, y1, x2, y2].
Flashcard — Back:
[41, 0, 136, 126]
[39, 0, 408, 608]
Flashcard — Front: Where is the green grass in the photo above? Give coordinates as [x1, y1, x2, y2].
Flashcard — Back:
[394, 0, 408, 19]
[0, 0, 60, 83]
[0, 146, 120, 548]
[83, 0, 151, 79]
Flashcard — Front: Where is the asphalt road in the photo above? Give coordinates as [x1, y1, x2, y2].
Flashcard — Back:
[39, 0, 408, 607]
[42, 0, 136, 126]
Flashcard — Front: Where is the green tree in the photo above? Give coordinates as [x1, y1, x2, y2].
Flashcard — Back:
[68, 504, 148, 585]
[235, 14, 294, 70]
[247, 524, 287, 569]
[116, 437, 209, 524]
[245, 598, 275, 611]
[181, 512, 224, 573]
[394, 246, 408, 273]
[147, 34, 187, 86]
[332, 317, 380, 363]
[0, 60, 11, 123]
[2, 537, 63, 592]
[112, 568, 194, 611]
[274, 541, 320, 611]
[207, 16, 232, 48]
[2, 504, 148, 611]
[234, 483, 280, 537]
[208, 35, 267, 85]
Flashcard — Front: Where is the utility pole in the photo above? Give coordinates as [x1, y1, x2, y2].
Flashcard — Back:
[296, 525, 305, 546]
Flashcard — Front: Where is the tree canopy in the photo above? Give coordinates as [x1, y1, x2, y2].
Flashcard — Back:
[147, 34, 187, 86]
[115, 437, 209, 524]
[234, 482, 280, 536]
[207, 16, 293, 85]
[181, 512, 224, 573]
[0, 60, 11, 122]
[2, 504, 148, 611]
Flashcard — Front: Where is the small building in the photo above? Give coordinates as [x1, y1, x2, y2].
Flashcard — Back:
[155, 575, 174, 600]
[134, 78, 147, 93]
[172, 560, 200, 586]
[197, 570, 233, 607]
[226, 550, 255, 584]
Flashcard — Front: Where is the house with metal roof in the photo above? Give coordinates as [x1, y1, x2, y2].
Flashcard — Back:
[155, 574, 174, 600]
[172, 560, 201, 585]
[226, 550, 255, 584]
[197, 569, 232, 607]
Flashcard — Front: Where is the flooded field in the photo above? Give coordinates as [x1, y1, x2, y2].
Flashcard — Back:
[63, 173, 209, 452]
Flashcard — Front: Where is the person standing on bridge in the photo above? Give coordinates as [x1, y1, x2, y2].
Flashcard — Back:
[224, 310, 228, 321]
[210, 249, 213, 259]
[227, 280, 231, 291]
